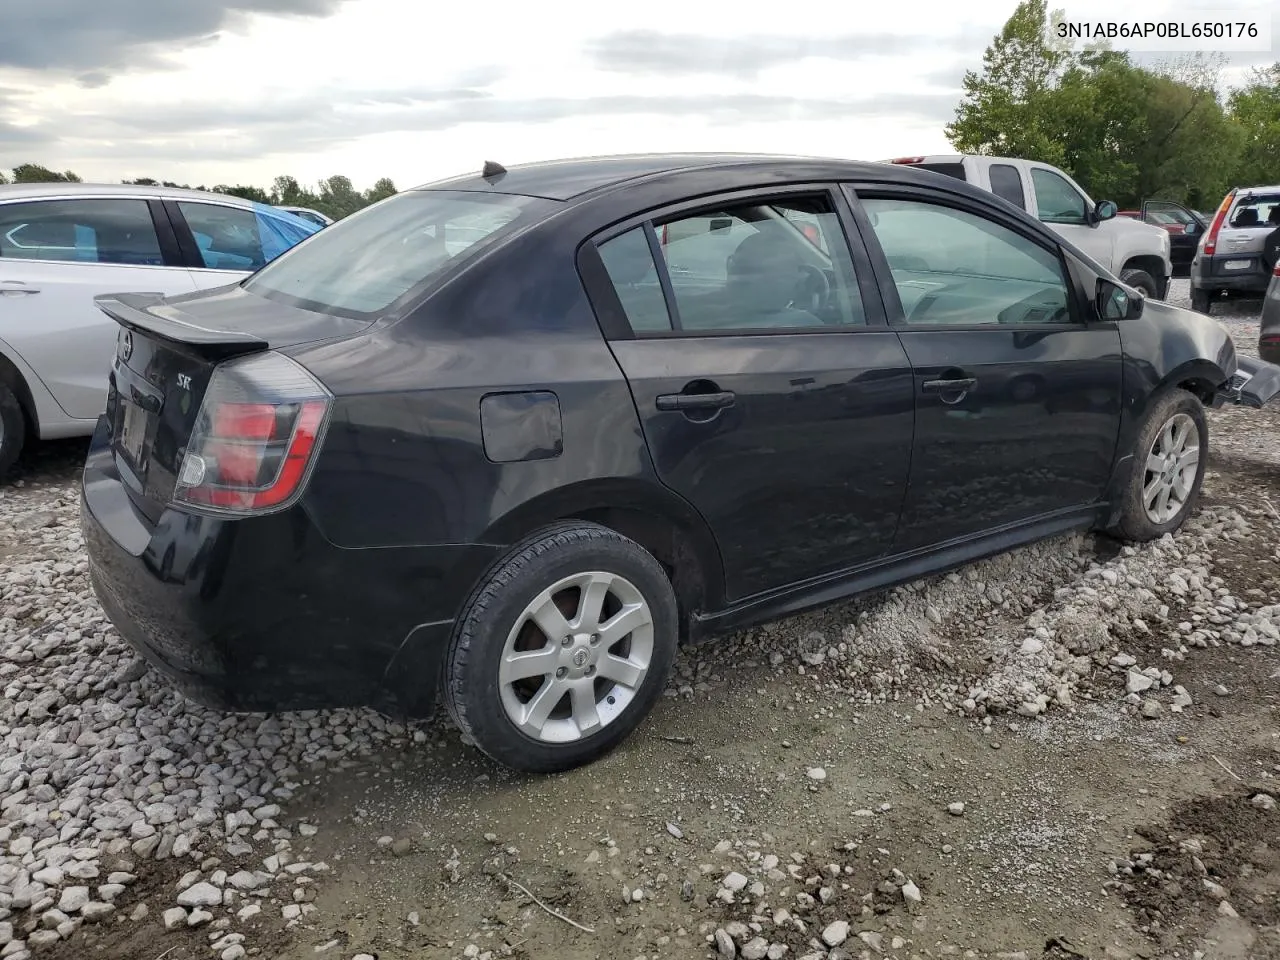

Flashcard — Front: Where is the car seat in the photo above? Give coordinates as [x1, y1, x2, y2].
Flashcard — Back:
[1233, 208, 1261, 228]
[717, 226, 822, 329]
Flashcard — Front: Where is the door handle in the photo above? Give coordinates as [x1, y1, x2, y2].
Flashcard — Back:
[655, 390, 736, 411]
[922, 377, 977, 393]
[0, 283, 40, 295]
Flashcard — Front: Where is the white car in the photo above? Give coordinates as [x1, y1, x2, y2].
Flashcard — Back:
[0, 183, 320, 477]
[882, 155, 1173, 301]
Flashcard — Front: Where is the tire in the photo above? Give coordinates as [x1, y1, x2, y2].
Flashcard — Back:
[1263, 227, 1280, 273]
[0, 382, 26, 482]
[1114, 389, 1208, 542]
[444, 521, 679, 773]
[1190, 288, 1213, 315]
[1120, 268, 1158, 300]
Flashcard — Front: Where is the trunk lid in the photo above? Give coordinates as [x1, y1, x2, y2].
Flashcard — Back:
[97, 284, 370, 516]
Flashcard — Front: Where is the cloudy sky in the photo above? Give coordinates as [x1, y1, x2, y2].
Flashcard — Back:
[0, 0, 1274, 192]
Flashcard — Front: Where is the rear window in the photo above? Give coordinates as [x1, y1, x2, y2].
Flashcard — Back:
[916, 163, 967, 181]
[1228, 193, 1280, 229]
[243, 190, 555, 317]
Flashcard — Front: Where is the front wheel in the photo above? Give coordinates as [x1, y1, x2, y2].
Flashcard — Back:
[1114, 389, 1208, 541]
[444, 521, 679, 773]
[1190, 287, 1213, 314]
[1119, 268, 1159, 301]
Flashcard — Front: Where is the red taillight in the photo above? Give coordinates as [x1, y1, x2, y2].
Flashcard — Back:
[175, 352, 331, 515]
[1273, 261, 1280, 278]
[889, 157, 925, 164]
[800, 223, 821, 247]
[1203, 190, 1235, 256]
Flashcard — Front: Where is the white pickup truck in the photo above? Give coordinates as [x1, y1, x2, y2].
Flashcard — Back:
[883, 154, 1173, 301]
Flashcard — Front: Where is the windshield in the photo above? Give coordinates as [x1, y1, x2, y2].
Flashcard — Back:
[244, 190, 556, 318]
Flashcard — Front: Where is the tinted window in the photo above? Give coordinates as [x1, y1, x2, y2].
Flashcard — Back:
[862, 197, 1071, 326]
[917, 163, 967, 181]
[0, 198, 163, 266]
[179, 202, 317, 272]
[989, 164, 1026, 210]
[597, 227, 671, 332]
[1228, 193, 1280, 228]
[1030, 168, 1088, 224]
[609, 195, 866, 332]
[244, 190, 553, 317]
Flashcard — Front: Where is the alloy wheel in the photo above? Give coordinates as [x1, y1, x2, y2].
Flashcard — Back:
[498, 571, 655, 744]
[1142, 412, 1199, 524]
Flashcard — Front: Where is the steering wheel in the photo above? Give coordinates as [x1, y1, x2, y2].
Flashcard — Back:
[793, 264, 831, 314]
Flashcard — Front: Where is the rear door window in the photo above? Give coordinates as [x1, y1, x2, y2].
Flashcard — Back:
[916, 163, 967, 181]
[177, 201, 318, 272]
[989, 164, 1026, 211]
[0, 198, 165, 266]
[243, 190, 555, 318]
[596, 193, 868, 333]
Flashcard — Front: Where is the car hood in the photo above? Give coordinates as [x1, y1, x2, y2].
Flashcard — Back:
[1125, 296, 1237, 374]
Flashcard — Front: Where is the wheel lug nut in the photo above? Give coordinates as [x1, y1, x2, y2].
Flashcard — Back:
[585, 665, 596, 677]
[589, 633, 600, 644]
[561, 636, 572, 647]
[556, 667, 568, 678]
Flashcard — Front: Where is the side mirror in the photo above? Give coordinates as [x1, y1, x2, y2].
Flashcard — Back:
[1094, 200, 1118, 222]
[1183, 219, 1202, 237]
[1097, 278, 1144, 320]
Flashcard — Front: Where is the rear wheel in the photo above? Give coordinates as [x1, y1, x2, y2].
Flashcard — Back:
[444, 521, 679, 773]
[1120, 268, 1158, 300]
[1191, 287, 1213, 314]
[0, 382, 26, 481]
[1114, 389, 1207, 542]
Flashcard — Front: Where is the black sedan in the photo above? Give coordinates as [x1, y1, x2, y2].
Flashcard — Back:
[81, 153, 1275, 773]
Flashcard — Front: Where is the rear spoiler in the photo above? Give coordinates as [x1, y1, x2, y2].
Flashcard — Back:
[95, 292, 268, 362]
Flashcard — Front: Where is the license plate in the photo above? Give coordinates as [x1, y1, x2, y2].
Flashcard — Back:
[1224, 259, 1250, 270]
[119, 402, 148, 466]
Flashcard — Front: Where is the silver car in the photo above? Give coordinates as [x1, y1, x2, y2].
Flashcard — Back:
[1190, 184, 1280, 314]
[0, 183, 320, 478]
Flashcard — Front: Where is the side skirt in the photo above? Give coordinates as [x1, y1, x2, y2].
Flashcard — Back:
[688, 504, 1107, 641]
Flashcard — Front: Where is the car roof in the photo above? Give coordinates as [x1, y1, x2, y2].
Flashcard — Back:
[414, 153, 905, 202]
[0, 182, 264, 207]
[1233, 186, 1280, 197]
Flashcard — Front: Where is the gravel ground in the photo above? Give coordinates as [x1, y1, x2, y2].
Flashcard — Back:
[2, 281, 1279, 960]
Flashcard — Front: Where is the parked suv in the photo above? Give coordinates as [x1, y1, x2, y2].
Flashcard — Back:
[1190, 185, 1280, 314]
[0, 183, 321, 478]
[884, 155, 1173, 301]
[81, 154, 1275, 774]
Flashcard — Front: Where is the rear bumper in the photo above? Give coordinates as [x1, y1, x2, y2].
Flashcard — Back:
[1192, 256, 1271, 295]
[80, 418, 498, 716]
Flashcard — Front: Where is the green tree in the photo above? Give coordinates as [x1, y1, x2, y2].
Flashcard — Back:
[364, 177, 397, 204]
[945, 0, 1074, 164]
[1227, 63, 1280, 188]
[0, 170, 8, 185]
[11, 163, 82, 183]
[212, 184, 272, 204]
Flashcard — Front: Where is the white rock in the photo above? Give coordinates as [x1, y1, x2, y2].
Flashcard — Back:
[947, 802, 965, 816]
[162, 907, 188, 930]
[821, 920, 849, 946]
[1251, 793, 1276, 811]
[1126, 670, 1155, 694]
[176, 882, 222, 908]
[805, 767, 827, 782]
[57, 887, 90, 913]
[722, 872, 749, 892]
